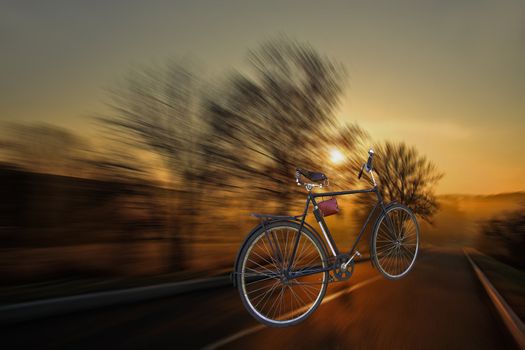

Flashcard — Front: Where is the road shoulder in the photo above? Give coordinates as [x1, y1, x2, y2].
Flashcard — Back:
[464, 247, 525, 349]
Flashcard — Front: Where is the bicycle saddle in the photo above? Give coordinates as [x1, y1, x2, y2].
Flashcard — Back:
[297, 168, 327, 182]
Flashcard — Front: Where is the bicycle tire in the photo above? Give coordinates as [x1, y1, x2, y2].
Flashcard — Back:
[371, 204, 420, 279]
[236, 221, 329, 327]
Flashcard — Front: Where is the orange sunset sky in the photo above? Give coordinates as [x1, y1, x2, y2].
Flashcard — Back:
[1, 0, 524, 194]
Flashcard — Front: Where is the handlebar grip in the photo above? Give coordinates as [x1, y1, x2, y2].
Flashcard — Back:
[365, 149, 374, 172]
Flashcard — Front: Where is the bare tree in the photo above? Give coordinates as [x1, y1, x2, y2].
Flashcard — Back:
[356, 141, 444, 223]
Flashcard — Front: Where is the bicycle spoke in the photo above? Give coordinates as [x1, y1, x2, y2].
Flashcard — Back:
[247, 258, 277, 276]
[260, 235, 280, 270]
[249, 250, 278, 271]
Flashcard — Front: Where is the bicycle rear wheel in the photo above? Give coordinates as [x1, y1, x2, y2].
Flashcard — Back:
[237, 221, 328, 327]
[372, 204, 419, 279]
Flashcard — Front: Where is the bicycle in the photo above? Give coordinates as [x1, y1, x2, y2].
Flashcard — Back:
[232, 149, 420, 327]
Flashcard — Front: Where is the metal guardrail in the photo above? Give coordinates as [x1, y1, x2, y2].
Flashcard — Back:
[463, 248, 525, 349]
[0, 275, 231, 325]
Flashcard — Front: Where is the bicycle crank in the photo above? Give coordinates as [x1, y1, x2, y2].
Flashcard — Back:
[333, 254, 354, 281]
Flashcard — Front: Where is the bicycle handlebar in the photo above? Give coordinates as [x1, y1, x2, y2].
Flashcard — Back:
[358, 148, 374, 179]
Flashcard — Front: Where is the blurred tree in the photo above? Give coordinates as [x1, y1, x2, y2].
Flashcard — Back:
[478, 207, 525, 269]
[100, 63, 208, 269]
[356, 142, 444, 223]
[102, 64, 202, 184]
[204, 37, 349, 210]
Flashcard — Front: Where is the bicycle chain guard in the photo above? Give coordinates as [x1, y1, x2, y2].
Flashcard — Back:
[333, 254, 354, 281]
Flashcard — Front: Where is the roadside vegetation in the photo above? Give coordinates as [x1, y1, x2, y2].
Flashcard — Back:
[477, 206, 525, 270]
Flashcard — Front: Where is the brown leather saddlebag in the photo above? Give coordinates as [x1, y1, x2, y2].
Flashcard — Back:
[318, 198, 339, 217]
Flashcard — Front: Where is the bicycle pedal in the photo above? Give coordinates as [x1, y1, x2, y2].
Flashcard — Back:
[350, 250, 361, 262]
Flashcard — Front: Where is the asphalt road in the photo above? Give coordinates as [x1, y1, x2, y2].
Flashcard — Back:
[0, 248, 518, 349]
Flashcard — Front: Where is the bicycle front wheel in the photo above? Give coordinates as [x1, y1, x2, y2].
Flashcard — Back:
[237, 221, 328, 327]
[372, 204, 420, 279]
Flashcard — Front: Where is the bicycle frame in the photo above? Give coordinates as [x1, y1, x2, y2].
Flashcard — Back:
[271, 185, 389, 281]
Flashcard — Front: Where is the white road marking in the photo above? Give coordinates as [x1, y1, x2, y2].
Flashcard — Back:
[202, 275, 382, 350]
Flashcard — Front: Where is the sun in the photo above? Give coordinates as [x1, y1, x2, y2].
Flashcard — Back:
[329, 148, 345, 164]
